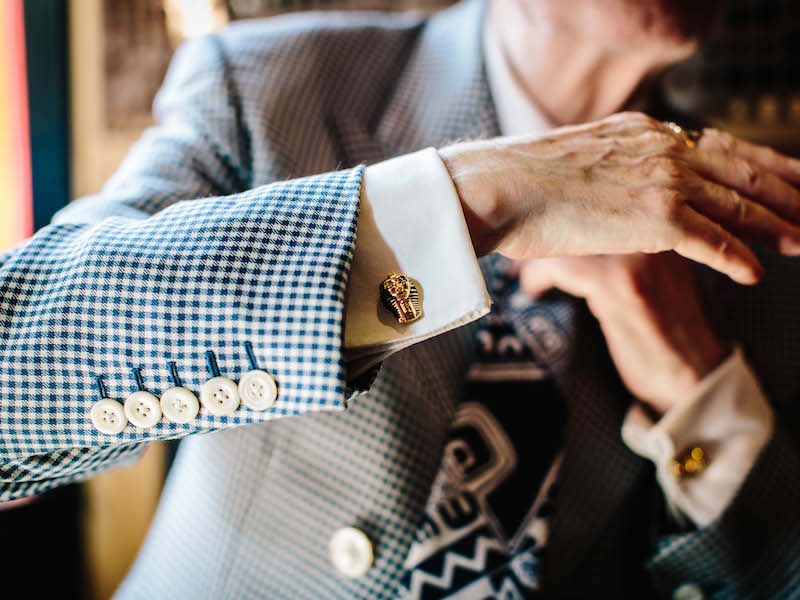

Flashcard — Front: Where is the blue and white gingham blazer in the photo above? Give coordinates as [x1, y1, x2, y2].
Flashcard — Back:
[3, 1, 800, 597]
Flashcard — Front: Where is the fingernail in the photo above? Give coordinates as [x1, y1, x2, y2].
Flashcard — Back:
[736, 260, 764, 285]
[779, 236, 800, 255]
[751, 262, 765, 283]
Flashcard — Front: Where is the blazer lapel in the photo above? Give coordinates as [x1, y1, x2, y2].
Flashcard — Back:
[375, 0, 499, 158]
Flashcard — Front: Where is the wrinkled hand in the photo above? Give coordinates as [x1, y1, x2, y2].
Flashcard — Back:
[518, 252, 727, 415]
[440, 111, 800, 285]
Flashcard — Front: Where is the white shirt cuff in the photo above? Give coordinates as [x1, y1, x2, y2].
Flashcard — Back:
[621, 346, 774, 527]
[344, 148, 491, 377]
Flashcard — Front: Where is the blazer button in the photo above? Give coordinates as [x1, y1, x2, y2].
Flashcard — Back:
[160, 387, 200, 423]
[200, 376, 240, 416]
[238, 369, 278, 411]
[329, 526, 373, 578]
[124, 391, 162, 428]
[673, 583, 705, 600]
[90, 398, 127, 435]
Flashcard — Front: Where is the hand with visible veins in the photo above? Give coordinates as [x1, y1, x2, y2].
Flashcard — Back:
[440, 111, 800, 284]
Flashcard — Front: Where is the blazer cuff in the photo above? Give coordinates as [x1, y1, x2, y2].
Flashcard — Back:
[343, 147, 491, 378]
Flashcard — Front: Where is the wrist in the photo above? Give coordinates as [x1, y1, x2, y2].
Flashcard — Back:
[651, 337, 731, 416]
[683, 333, 730, 389]
[438, 143, 509, 258]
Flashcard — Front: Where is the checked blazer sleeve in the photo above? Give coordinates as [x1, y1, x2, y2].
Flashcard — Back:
[0, 34, 363, 501]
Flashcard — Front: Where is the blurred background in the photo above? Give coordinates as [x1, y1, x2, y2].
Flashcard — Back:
[0, 0, 798, 598]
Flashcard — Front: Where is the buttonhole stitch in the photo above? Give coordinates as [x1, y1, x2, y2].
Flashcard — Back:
[95, 375, 108, 400]
[132, 367, 147, 392]
[168, 361, 183, 388]
[205, 351, 221, 378]
[244, 341, 259, 370]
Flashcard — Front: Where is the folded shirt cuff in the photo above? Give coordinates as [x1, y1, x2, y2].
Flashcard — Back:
[344, 148, 491, 377]
[621, 346, 774, 527]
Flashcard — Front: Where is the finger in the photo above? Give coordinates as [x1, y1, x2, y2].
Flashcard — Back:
[519, 258, 562, 298]
[683, 173, 800, 255]
[687, 150, 800, 224]
[700, 129, 800, 185]
[672, 207, 763, 285]
[519, 257, 598, 299]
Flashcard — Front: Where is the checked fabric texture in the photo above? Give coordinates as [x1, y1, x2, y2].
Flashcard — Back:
[3, 0, 800, 597]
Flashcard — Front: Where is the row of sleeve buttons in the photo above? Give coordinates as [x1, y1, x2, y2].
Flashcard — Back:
[89, 368, 278, 434]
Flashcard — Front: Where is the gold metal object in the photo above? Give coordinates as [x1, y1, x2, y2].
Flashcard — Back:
[379, 273, 422, 324]
[671, 446, 708, 479]
[663, 121, 703, 149]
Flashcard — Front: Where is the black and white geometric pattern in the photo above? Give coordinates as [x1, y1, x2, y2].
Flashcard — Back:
[2, 0, 800, 598]
[400, 257, 567, 599]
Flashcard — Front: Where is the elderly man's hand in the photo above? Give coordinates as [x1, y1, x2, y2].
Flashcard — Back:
[518, 252, 727, 415]
[440, 111, 800, 285]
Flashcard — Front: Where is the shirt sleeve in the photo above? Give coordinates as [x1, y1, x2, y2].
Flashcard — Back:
[343, 147, 491, 377]
[621, 346, 774, 527]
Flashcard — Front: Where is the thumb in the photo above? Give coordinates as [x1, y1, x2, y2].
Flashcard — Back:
[518, 256, 599, 299]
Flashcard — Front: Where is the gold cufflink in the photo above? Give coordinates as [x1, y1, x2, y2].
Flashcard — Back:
[379, 273, 422, 324]
[671, 446, 708, 479]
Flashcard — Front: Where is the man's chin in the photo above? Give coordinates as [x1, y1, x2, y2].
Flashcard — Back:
[597, 0, 719, 51]
[640, 0, 719, 43]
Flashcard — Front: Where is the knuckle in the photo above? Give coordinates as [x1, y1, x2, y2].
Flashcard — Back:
[658, 187, 685, 218]
[661, 191, 686, 224]
[639, 186, 685, 225]
[738, 160, 761, 190]
[709, 128, 736, 154]
[620, 111, 653, 124]
[704, 222, 731, 255]
[644, 155, 685, 182]
[716, 234, 732, 256]
[649, 129, 686, 154]
[733, 193, 750, 224]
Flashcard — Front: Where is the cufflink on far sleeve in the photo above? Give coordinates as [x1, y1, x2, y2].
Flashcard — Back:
[379, 273, 422, 324]
[671, 446, 708, 479]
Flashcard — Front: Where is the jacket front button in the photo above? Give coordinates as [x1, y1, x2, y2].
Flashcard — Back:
[673, 583, 705, 600]
[329, 526, 373, 578]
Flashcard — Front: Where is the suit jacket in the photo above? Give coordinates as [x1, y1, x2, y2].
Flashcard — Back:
[2, 1, 800, 597]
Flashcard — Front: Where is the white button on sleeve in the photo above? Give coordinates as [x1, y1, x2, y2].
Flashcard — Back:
[160, 387, 200, 423]
[124, 391, 162, 428]
[343, 148, 491, 378]
[200, 376, 240, 416]
[329, 526, 374, 578]
[90, 398, 128, 435]
[238, 369, 278, 411]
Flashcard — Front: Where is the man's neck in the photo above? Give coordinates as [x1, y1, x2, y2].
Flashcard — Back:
[488, 1, 695, 126]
